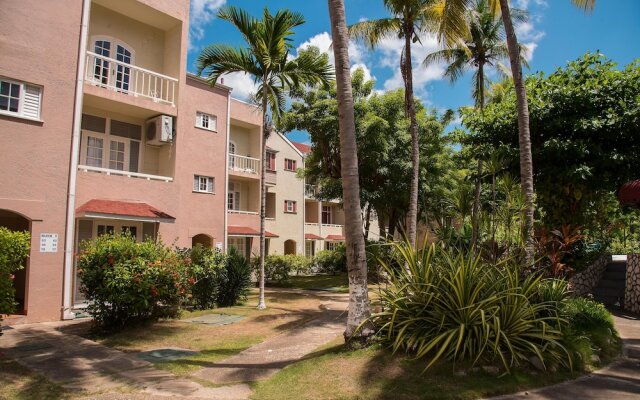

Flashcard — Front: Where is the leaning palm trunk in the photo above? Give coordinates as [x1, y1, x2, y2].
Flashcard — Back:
[498, 0, 535, 265]
[328, 0, 373, 344]
[403, 26, 420, 248]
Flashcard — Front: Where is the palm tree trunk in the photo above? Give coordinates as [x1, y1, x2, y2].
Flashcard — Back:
[498, 0, 535, 265]
[328, 0, 373, 345]
[402, 24, 420, 248]
[257, 90, 269, 310]
[471, 63, 485, 249]
[364, 203, 371, 241]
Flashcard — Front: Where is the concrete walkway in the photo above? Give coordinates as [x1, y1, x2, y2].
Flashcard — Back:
[193, 292, 347, 384]
[0, 290, 349, 399]
[489, 311, 640, 400]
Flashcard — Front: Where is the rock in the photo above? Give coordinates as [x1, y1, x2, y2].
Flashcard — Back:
[591, 354, 601, 364]
[482, 365, 500, 375]
[528, 356, 546, 371]
[454, 370, 467, 377]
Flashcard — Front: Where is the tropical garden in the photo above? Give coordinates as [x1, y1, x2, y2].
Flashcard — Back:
[2, 0, 639, 399]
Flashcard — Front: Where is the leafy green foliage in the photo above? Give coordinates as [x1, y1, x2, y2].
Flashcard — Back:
[562, 297, 614, 334]
[178, 245, 228, 310]
[461, 53, 640, 232]
[216, 247, 252, 307]
[78, 235, 188, 330]
[314, 247, 347, 275]
[0, 227, 30, 333]
[371, 240, 571, 373]
[252, 254, 312, 285]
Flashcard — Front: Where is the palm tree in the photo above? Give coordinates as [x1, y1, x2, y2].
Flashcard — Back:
[436, 0, 595, 265]
[327, 0, 374, 344]
[423, 0, 527, 247]
[348, 0, 439, 248]
[197, 7, 332, 310]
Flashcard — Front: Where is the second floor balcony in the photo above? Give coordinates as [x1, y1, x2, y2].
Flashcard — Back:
[229, 154, 260, 176]
[85, 51, 178, 107]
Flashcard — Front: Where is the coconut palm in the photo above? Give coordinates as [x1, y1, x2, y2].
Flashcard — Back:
[197, 6, 333, 310]
[424, 0, 528, 247]
[435, 0, 595, 265]
[327, 0, 374, 344]
[348, 0, 441, 248]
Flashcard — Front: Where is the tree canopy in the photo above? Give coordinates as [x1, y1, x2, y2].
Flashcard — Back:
[461, 52, 640, 230]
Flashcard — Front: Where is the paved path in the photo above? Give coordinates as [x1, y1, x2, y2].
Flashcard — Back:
[0, 290, 348, 399]
[488, 311, 640, 400]
[193, 291, 348, 384]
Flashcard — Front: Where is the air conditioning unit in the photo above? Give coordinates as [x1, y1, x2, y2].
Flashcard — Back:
[145, 115, 173, 146]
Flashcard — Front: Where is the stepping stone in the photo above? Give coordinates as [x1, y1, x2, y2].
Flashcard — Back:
[183, 313, 245, 326]
[13, 341, 54, 352]
[136, 348, 198, 363]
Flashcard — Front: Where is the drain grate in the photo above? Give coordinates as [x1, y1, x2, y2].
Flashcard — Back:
[136, 348, 198, 363]
[183, 313, 245, 326]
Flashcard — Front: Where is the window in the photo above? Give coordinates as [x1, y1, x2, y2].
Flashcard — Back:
[196, 112, 217, 131]
[228, 182, 241, 210]
[228, 237, 247, 258]
[284, 200, 297, 213]
[322, 205, 332, 225]
[0, 78, 42, 120]
[325, 241, 342, 251]
[80, 115, 141, 172]
[266, 151, 276, 171]
[305, 241, 315, 258]
[284, 158, 297, 171]
[193, 175, 214, 194]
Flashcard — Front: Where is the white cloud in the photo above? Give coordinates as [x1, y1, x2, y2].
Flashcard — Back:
[223, 72, 258, 101]
[189, 0, 226, 51]
[522, 42, 538, 62]
[296, 32, 365, 66]
[350, 63, 375, 82]
[514, 0, 548, 9]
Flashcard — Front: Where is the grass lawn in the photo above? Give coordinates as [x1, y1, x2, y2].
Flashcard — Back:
[250, 339, 582, 400]
[0, 356, 69, 400]
[273, 273, 350, 292]
[73, 288, 340, 376]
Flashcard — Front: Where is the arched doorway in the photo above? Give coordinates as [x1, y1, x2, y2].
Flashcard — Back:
[0, 209, 30, 315]
[284, 239, 296, 255]
[192, 234, 213, 248]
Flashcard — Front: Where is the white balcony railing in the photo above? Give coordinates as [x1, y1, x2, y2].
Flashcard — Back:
[227, 209, 259, 215]
[229, 154, 260, 174]
[305, 184, 316, 198]
[78, 165, 173, 182]
[85, 51, 178, 106]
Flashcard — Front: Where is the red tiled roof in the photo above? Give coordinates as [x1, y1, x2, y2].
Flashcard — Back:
[292, 142, 311, 154]
[325, 234, 345, 241]
[228, 226, 279, 237]
[305, 233, 323, 240]
[618, 180, 640, 207]
[76, 199, 174, 220]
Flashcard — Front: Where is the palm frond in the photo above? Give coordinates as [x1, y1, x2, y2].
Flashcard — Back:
[196, 44, 261, 85]
[570, 0, 596, 12]
[217, 6, 257, 46]
[348, 18, 402, 49]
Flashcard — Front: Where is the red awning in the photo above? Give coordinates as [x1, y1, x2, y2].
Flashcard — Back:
[305, 233, 323, 240]
[618, 180, 640, 208]
[228, 226, 279, 238]
[76, 199, 175, 222]
[325, 234, 345, 241]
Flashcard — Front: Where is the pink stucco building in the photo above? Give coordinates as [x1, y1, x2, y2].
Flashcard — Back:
[0, 0, 263, 323]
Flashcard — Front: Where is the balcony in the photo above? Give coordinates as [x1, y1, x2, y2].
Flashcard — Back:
[229, 154, 260, 175]
[85, 51, 178, 107]
[78, 165, 172, 182]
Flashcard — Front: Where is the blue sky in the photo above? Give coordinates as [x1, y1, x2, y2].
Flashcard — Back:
[187, 0, 640, 143]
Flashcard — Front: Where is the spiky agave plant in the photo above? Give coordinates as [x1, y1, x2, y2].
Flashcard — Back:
[369, 238, 572, 372]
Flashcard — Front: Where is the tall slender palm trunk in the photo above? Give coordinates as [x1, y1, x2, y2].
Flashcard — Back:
[257, 91, 269, 310]
[498, 0, 535, 265]
[402, 23, 420, 248]
[471, 64, 485, 249]
[327, 0, 373, 344]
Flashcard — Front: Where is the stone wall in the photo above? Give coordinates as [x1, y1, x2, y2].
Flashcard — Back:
[624, 254, 640, 313]
[569, 255, 609, 297]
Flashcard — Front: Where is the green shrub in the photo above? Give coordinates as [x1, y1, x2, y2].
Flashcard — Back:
[179, 245, 228, 310]
[535, 279, 570, 304]
[253, 254, 313, 285]
[371, 240, 571, 373]
[285, 254, 313, 275]
[0, 227, 30, 335]
[314, 246, 346, 275]
[562, 297, 614, 334]
[78, 234, 188, 330]
[217, 247, 252, 307]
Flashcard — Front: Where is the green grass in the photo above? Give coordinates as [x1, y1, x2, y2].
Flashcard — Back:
[270, 273, 349, 292]
[0, 357, 69, 400]
[250, 341, 582, 400]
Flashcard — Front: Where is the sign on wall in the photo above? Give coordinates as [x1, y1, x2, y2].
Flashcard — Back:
[216, 242, 223, 251]
[40, 233, 59, 253]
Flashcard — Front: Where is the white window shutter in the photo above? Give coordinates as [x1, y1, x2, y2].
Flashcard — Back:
[193, 176, 199, 191]
[234, 192, 240, 210]
[23, 85, 41, 120]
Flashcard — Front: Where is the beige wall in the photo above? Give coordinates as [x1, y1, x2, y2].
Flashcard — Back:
[265, 134, 305, 255]
[0, 0, 83, 322]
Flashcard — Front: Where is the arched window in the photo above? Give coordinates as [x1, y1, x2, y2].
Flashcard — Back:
[91, 37, 135, 91]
